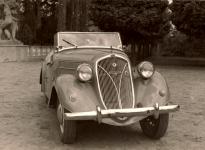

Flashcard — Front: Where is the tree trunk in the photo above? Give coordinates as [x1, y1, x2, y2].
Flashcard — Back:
[36, 1, 41, 29]
[151, 42, 161, 58]
[130, 41, 137, 66]
[57, 0, 67, 31]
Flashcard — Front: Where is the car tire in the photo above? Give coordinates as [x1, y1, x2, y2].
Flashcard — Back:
[40, 69, 42, 84]
[56, 99, 77, 144]
[139, 113, 169, 139]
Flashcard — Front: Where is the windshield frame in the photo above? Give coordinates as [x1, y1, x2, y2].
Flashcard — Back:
[55, 32, 123, 49]
[57, 46, 124, 53]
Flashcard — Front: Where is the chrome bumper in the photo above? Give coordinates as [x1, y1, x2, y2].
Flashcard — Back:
[64, 104, 180, 123]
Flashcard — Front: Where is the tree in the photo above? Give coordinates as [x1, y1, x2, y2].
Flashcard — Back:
[171, 0, 205, 38]
[15, 0, 58, 45]
[89, 0, 171, 62]
[90, 0, 171, 42]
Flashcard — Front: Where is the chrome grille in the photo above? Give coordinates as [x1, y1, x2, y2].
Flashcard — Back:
[97, 56, 134, 109]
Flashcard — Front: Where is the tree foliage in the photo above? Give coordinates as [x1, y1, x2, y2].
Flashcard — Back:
[171, 0, 205, 38]
[89, 0, 171, 44]
[14, 0, 58, 44]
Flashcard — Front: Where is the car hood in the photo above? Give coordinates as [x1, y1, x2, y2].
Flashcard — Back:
[55, 48, 127, 65]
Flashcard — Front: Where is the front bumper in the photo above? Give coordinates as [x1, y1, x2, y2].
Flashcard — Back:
[64, 103, 180, 123]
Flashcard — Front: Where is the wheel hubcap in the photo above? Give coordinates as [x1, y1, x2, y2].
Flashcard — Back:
[57, 103, 63, 124]
[57, 103, 64, 133]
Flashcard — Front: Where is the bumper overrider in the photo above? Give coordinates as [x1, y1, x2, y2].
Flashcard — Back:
[64, 103, 180, 123]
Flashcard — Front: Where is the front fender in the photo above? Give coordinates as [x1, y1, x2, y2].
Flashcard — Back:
[55, 74, 100, 112]
[134, 71, 170, 108]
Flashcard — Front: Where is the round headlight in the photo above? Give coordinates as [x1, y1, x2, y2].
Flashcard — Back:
[137, 61, 154, 79]
[77, 64, 93, 82]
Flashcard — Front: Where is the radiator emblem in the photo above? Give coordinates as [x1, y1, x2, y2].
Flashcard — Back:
[112, 63, 117, 67]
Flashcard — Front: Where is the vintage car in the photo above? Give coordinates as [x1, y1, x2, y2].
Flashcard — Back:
[40, 32, 179, 144]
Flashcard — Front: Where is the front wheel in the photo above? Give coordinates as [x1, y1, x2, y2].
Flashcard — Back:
[140, 114, 169, 139]
[57, 100, 77, 144]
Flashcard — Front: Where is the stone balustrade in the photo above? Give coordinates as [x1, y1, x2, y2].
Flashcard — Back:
[0, 45, 54, 62]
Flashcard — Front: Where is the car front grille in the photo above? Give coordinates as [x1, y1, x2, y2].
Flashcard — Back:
[97, 55, 134, 109]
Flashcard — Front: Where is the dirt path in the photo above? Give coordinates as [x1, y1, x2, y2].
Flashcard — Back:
[0, 62, 205, 150]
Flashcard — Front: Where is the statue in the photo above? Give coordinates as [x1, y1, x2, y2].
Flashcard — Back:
[0, 0, 18, 41]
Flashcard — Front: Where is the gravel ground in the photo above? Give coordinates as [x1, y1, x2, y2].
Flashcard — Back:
[0, 62, 205, 150]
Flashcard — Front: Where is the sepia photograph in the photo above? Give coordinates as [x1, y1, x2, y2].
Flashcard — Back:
[0, 0, 204, 149]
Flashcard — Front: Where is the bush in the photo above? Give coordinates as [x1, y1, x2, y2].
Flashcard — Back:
[171, 0, 205, 38]
[16, 23, 33, 45]
[89, 0, 171, 43]
[160, 31, 205, 57]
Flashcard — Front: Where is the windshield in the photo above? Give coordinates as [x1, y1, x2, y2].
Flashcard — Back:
[57, 32, 122, 49]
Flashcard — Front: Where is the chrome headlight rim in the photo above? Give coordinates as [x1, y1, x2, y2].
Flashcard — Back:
[137, 61, 155, 79]
[76, 63, 93, 82]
